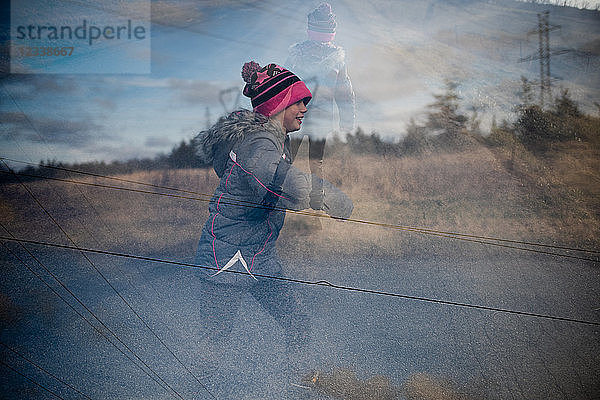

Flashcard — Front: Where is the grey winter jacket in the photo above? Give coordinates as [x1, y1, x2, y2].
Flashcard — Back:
[193, 110, 353, 286]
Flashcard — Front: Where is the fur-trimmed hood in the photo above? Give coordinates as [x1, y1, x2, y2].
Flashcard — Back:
[193, 109, 286, 176]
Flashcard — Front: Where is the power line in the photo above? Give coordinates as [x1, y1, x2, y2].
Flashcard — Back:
[1, 235, 598, 327]
[1, 162, 598, 262]
[0, 161, 213, 400]
[0, 359, 66, 400]
[6, 156, 597, 257]
[1, 87, 208, 398]
[0, 341, 92, 400]
[0, 227, 182, 399]
[2, 165, 213, 400]
[0, 84, 126, 257]
[1, 167, 597, 263]
[2, 0, 597, 261]
[0, 89, 212, 397]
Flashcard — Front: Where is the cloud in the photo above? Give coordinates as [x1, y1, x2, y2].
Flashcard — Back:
[580, 38, 600, 56]
[144, 135, 175, 148]
[0, 111, 28, 124]
[99, 76, 172, 88]
[151, 1, 205, 28]
[36, 119, 104, 145]
[90, 142, 160, 162]
[1, 111, 104, 147]
[93, 98, 117, 111]
[168, 78, 241, 107]
[0, 41, 9, 78]
[350, 43, 449, 104]
[150, 0, 248, 30]
[2, 74, 78, 101]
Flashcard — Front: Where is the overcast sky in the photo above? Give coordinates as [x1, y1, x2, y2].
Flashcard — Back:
[1, 0, 599, 166]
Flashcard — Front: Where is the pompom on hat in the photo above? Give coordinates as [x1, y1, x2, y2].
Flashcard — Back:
[307, 2, 337, 42]
[242, 61, 312, 117]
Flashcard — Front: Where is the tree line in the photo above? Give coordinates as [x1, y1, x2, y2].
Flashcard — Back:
[2, 77, 598, 184]
[328, 78, 599, 157]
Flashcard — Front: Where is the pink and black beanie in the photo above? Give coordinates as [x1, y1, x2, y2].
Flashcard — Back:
[307, 2, 337, 42]
[242, 61, 312, 117]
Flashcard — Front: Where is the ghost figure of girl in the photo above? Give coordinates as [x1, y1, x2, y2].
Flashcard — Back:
[286, 2, 356, 214]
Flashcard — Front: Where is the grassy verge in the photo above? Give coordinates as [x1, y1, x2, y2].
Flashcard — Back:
[1, 139, 598, 262]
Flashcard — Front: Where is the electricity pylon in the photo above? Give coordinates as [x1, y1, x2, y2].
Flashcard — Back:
[519, 11, 569, 108]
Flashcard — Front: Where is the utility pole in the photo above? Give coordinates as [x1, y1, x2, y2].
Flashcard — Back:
[537, 11, 552, 108]
[519, 11, 568, 108]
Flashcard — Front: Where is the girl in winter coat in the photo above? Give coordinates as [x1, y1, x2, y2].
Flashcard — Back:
[192, 61, 353, 386]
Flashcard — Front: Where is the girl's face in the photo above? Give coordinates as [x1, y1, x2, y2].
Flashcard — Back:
[282, 100, 308, 133]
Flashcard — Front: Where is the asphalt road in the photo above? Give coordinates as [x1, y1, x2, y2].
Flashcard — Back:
[0, 239, 599, 399]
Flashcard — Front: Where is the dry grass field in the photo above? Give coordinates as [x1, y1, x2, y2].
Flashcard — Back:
[1, 139, 598, 263]
[283, 138, 600, 260]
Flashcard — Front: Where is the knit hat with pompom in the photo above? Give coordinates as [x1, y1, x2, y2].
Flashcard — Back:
[241, 61, 312, 117]
[307, 2, 336, 42]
